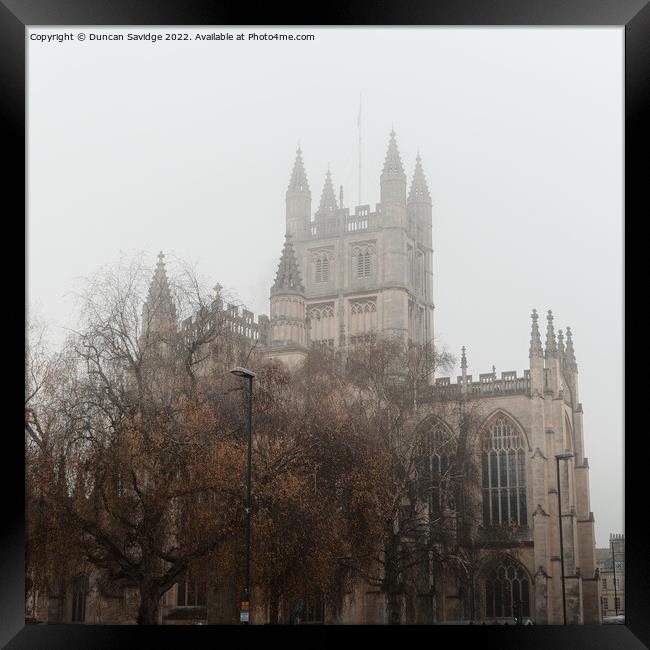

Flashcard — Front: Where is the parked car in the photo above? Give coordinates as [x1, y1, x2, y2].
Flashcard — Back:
[603, 615, 625, 625]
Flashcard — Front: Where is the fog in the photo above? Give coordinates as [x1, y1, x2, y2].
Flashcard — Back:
[27, 26, 623, 547]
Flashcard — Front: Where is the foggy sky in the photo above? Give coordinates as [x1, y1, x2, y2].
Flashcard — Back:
[27, 27, 623, 547]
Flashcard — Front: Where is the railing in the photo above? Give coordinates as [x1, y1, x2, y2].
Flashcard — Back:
[304, 206, 379, 239]
[469, 375, 530, 396]
[344, 212, 377, 233]
[422, 370, 531, 400]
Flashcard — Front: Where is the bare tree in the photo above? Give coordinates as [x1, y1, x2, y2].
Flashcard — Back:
[338, 336, 518, 624]
[26, 255, 258, 624]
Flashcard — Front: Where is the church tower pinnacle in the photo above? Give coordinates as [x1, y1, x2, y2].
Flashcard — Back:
[565, 326, 578, 372]
[407, 152, 433, 249]
[316, 168, 338, 218]
[460, 346, 469, 393]
[272, 234, 305, 295]
[529, 309, 544, 395]
[545, 310, 558, 359]
[269, 234, 308, 367]
[529, 308, 543, 358]
[408, 153, 431, 204]
[142, 251, 177, 336]
[380, 129, 407, 208]
[286, 146, 311, 240]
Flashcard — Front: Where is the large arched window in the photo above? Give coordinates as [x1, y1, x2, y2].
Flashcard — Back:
[484, 558, 531, 620]
[416, 419, 456, 516]
[349, 299, 377, 344]
[309, 303, 335, 346]
[482, 414, 527, 527]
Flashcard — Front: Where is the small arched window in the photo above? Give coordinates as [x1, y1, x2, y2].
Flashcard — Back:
[313, 252, 331, 284]
[482, 414, 527, 528]
[484, 559, 530, 620]
[352, 244, 375, 279]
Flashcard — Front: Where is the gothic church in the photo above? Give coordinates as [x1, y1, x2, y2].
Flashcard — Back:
[264, 130, 599, 624]
[30, 130, 600, 625]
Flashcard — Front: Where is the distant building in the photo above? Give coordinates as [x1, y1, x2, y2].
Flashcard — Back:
[596, 533, 625, 620]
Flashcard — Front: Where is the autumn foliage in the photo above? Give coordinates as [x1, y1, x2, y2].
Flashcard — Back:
[25, 256, 496, 625]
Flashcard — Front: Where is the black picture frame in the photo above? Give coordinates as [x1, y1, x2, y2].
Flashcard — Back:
[3, 1, 647, 647]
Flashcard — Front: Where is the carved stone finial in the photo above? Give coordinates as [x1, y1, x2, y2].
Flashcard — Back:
[565, 326, 577, 370]
[530, 309, 543, 359]
[408, 152, 431, 204]
[287, 146, 310, 195]
[316, 168, 338, 216]
[545, 310, 558, 359]
[381, 128, 405, 180]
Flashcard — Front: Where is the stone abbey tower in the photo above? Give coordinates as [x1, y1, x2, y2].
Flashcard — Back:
[269, 130, 434, 367]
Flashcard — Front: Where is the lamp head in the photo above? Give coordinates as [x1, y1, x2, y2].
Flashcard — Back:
[555, 451, 574, 461]
[230, 367, 256, 380]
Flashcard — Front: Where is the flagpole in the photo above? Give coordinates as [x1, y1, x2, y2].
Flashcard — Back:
[358, 93, 362, 207]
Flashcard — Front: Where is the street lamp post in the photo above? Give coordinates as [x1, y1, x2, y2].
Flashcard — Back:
[231, 367, 256, 625]
[610, 537, 619, 616]
[555, 451, 574, 625]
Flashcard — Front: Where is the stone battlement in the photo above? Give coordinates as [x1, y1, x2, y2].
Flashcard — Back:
[180, 299, 269, 345]
[304, 204, 382, 239]
[423, 369, 531, 400]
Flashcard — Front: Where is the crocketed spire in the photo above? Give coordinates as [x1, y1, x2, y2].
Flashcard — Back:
[565, 326, 578, 371]
[381, 129, 406, 181]
[287, 146, 310, 195]
[529, 309, 543, 358]
[461, 345, 467, 371]
[316, 168, 338, 216]
[557, 329, 566, 364]
[408, 153, 431, 204]
[142, 251, 177, 331]
[545, 310, 558, 359]
[271, 234, 304, 294]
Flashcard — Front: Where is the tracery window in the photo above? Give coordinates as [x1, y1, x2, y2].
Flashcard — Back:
[484, 559, 530, 619]
[352, 244, 376, 279]
[309, 303, 335, 345]
[349, 299, 377, 338]
[482, 415, 527, 528]
[416, 420, 456, 516]
[312, 251, 332, 284]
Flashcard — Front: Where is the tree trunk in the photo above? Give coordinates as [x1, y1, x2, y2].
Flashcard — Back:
[469, 575, 476, 622]
[136, 583, 161, 625]
[269, 588, 280, 625]
[385, 532, 402, 625]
